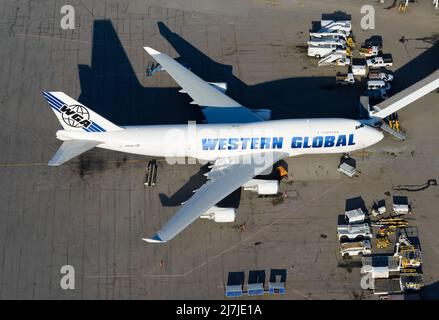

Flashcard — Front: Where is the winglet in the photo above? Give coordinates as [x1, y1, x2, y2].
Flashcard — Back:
[144, 47, 161, 56]
[142, 234, 166, 243]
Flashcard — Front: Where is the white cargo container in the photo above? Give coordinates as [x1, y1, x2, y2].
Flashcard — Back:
[337, 162, 358, 177]
[345, 208, 366, 224]
[393, 204, 409, 215]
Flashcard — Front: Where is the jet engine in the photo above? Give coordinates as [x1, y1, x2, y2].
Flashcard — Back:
[200, 206, 236, 223]
[242, 179, 279, 195]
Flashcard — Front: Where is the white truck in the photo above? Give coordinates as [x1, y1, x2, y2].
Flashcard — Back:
[337, 223, 372, 241]
[351, 58, 367, 76]
[359, 45, 379, 57]
[367, 80, 391, 91]
[336, 72, 355, 85]
[307, 44, 344, 58]
[366, 54, 393, 68]
[340, 240, 372, 257]
[368, 70, 394, 82]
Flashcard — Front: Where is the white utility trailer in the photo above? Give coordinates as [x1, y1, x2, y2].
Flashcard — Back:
[340, 240, 372, 257]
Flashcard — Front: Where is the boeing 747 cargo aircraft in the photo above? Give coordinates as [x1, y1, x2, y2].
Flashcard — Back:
[42, 47, 439, 243]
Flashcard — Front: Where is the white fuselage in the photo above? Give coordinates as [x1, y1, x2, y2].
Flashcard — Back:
[56, 118, 384, 160]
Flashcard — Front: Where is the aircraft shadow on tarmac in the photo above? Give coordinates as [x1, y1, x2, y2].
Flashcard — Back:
[78, 20, 439, 125]
[77, 20, 438, 206]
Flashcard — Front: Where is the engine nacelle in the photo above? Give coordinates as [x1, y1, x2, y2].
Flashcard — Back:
[249, 108, 272, 121]
[200, 206, 236, 223]
[242, 179, 279, 195]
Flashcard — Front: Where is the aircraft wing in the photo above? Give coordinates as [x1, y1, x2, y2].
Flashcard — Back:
[144, 47, 263, 123]
[370, 69, 439, 119]
[143, 152, 287, 243]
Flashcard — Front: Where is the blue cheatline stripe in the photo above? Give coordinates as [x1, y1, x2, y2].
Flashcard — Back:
[45, 95, 62, 110]
[43, 92, 61, 104]
[46, 100, 60, 111]
[45, 92, 65, 106]
[49, 105, 61, 113]
[43, 92, 59, 105]
[88, 123, 100, 131]
[91, 122, 106, 132]
[42, 92, 107, 132]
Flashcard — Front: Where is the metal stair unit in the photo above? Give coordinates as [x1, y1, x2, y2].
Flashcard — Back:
[380, 122, 407, 141]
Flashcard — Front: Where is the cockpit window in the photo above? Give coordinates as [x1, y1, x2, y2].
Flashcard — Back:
[355, 124, 365, 129]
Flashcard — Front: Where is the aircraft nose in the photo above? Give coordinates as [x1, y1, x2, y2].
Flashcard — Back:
[375, 128, 384, 142]
[367, 126, 384, 145]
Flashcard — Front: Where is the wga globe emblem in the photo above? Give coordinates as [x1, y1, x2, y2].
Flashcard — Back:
[62, 104, 90, 128]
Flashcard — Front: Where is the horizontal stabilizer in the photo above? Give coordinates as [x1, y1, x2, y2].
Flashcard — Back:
[48, 140, 100, 166]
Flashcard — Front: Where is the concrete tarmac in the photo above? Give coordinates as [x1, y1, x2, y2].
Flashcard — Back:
[0, 0, 438, 299]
